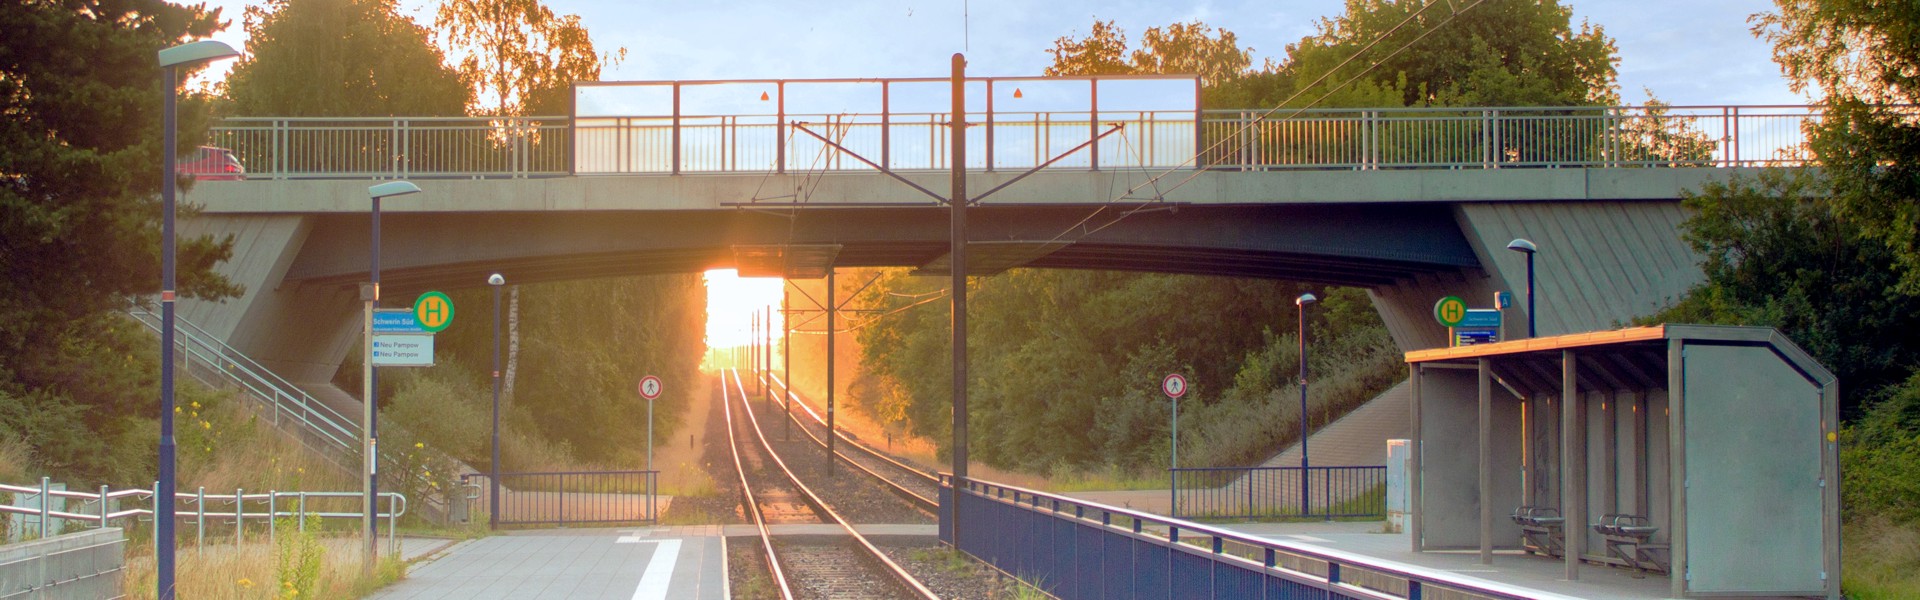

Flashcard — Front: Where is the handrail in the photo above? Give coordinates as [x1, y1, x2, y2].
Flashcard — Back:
[944, 473, 1561, 600]
[206, 103, 1838, 179]
[0, 477, 406, 552]
[127, 308, 359, 454]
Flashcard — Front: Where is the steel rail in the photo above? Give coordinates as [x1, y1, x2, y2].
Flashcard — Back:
[726, 369, 941, 600]
[761, 374, 939, 511]
[719, 369, 797, 600]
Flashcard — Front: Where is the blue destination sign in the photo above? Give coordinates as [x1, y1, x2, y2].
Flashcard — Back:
[372, 308, 426, 333]
[1454, 327, 1500, 346]
[1459, 309, 1502, 329]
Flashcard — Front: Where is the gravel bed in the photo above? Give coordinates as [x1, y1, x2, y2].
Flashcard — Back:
[875, 537, 1047, 600]
[768, 396, 943, 502]
[745, 397, 933, 525]
[661, 382, 746, 524]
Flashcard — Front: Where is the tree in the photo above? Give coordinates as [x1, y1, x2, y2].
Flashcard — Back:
[1228, 0, 1619, 109]
[223, 0, 471, 117]
[434, 0, 616, 116]
[0, 0, 241, 483]
[1047, 19, 1252, 86]
[1756, 0, 1920, 292]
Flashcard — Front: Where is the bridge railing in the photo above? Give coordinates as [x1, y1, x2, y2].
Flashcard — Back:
[206, 104, 1824, 179]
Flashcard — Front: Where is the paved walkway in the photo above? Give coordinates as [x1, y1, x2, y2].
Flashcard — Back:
[370, 526, 727, 600]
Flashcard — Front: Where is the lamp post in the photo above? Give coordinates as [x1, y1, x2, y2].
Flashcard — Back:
[1506, 239, 1537, 338]
[156, 40, 239, 600]
[488, 273, 505, 529]
[1296, 292, 1317, 517]
[364, 181, 420, 571]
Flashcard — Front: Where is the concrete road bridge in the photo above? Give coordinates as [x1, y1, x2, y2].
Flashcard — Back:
[172, 75, 1817, 384]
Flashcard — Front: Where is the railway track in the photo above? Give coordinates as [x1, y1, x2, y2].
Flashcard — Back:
[754, 373, 940, 510]
[721, 370, 940, 600]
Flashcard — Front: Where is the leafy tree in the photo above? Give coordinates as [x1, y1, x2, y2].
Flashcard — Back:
[1648, 169, 1920, 418]
[0, 0, 241, 483]
[223, 0, 471, 117]
[434, 0, 616, 116]
[1223, 0, 1618, 109]
[1756, 0, 1920, 292]
[1047, 19, 1252, 86]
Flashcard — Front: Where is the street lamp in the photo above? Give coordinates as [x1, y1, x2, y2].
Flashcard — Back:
[1296, 292, 1317, 517]
[156, 39, 239, 600]
[364, 180, 420, 570]
[488, 273, 505, 529]
[1506, 239, 1538, 338]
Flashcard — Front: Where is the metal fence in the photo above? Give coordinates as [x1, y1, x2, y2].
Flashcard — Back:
[942, 475, 1534, 600]
[0, 477, 406, 553]
[462, 471, 658, 527]
[1173, 465, 1387, 520]
[205, 104, 1827, 179]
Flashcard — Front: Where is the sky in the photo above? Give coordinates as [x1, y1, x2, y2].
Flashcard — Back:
[189, 0, 1808, 107]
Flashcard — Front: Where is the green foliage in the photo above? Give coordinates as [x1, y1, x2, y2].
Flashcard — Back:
[224, 0, 471, 117]
[1840, 373, 1920, 524]
[1046, 20, 1253, 86]
[434, 0, 618, 115]
[273, 515, 324, 599]
[420, 275, 706, 467]
[1757, 0, 1920, 292]
[1218, 0, 1618, 109]
[1648, 169, 1920, 418]
[854, 270, 1400, 475]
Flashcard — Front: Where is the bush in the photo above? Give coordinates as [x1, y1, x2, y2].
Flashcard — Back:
[1841, 372, 1920, 524]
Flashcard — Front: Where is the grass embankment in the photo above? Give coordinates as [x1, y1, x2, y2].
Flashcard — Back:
[114, 389, 437, 598]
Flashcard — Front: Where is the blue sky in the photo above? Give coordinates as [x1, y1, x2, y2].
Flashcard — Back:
[193, 0, 1804, 107]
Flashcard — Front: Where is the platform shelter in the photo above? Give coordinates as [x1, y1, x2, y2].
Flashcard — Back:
[1404, 325, 1839, 599]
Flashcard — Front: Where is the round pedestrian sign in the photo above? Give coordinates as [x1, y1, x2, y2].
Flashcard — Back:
[1161, 374, 1188, 399]
[638, 375, 663, 400]
[414, 291, 454, 332]
[1433, 296, 1468, 328]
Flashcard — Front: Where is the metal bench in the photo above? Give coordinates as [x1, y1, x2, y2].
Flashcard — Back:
[1510, 506, 1565, 557]
[1593, 514, 1669, 577]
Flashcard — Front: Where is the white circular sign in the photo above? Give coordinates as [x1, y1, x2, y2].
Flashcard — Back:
[638, 375, 663, 400]
[1161, 373, 1188, 399]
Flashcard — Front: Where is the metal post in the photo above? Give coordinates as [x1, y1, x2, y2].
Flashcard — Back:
[783, 292, 791, 441]
[1478, 358, 1493, 565]
[490, 278, 502, 529]
[826, 268, 836, 474]
[948, 53, 971, 549]
[158, 64, 180, 600]
[1170, 392, 1178, 517]
[1297, 294, 1315, 517]
[1526, 251, 1537, 338]
[1088, 78, 1099, 171]
[364, 193, 380, 571]
[765, 306, 773, 402]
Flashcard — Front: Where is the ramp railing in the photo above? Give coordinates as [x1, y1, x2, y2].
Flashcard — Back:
[1172, 465, 1387, 520]
[1, 477, 405, 553]
[942, 475, 1543, 600]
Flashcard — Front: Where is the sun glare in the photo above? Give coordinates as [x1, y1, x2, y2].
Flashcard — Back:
[704, 269, 785, 370]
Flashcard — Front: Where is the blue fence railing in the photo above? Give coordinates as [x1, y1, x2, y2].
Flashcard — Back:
[942, 475, 1537, 600]
[1172, 465, 1387, 520]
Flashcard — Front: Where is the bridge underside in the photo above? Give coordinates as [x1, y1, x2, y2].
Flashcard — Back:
[179, 198, 1699, 385]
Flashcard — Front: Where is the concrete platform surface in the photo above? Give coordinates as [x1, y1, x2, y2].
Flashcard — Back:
[1214, 521, 1672, 600]
[370, 526, 726, 600]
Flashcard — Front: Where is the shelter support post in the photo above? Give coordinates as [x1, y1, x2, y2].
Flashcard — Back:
[1410, 363, 1423, 552]
[1561, 349, 1583, 580]
[1478, 357, 1493, 565]
[1667, 339, 1687, 599]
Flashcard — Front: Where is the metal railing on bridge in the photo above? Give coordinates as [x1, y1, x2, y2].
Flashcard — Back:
[206, 104, 1823, 179]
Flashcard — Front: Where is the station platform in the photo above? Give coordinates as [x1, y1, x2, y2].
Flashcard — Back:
[1210, 520, 1672, 600]
[369, 526, 728, 600]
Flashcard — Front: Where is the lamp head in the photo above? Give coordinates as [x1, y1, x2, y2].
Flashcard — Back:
[488, 273, 505, 286]
[368, 181, 422, 199]
[158, 40, 240, 68]
[1296, 292, 1317, 306]
[1506, 238, 1537, 254]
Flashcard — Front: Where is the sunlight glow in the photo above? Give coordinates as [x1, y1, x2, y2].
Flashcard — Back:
[704, 269, 785, 355]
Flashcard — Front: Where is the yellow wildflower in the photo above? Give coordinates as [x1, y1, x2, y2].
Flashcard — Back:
[414, 442, 424, 449]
